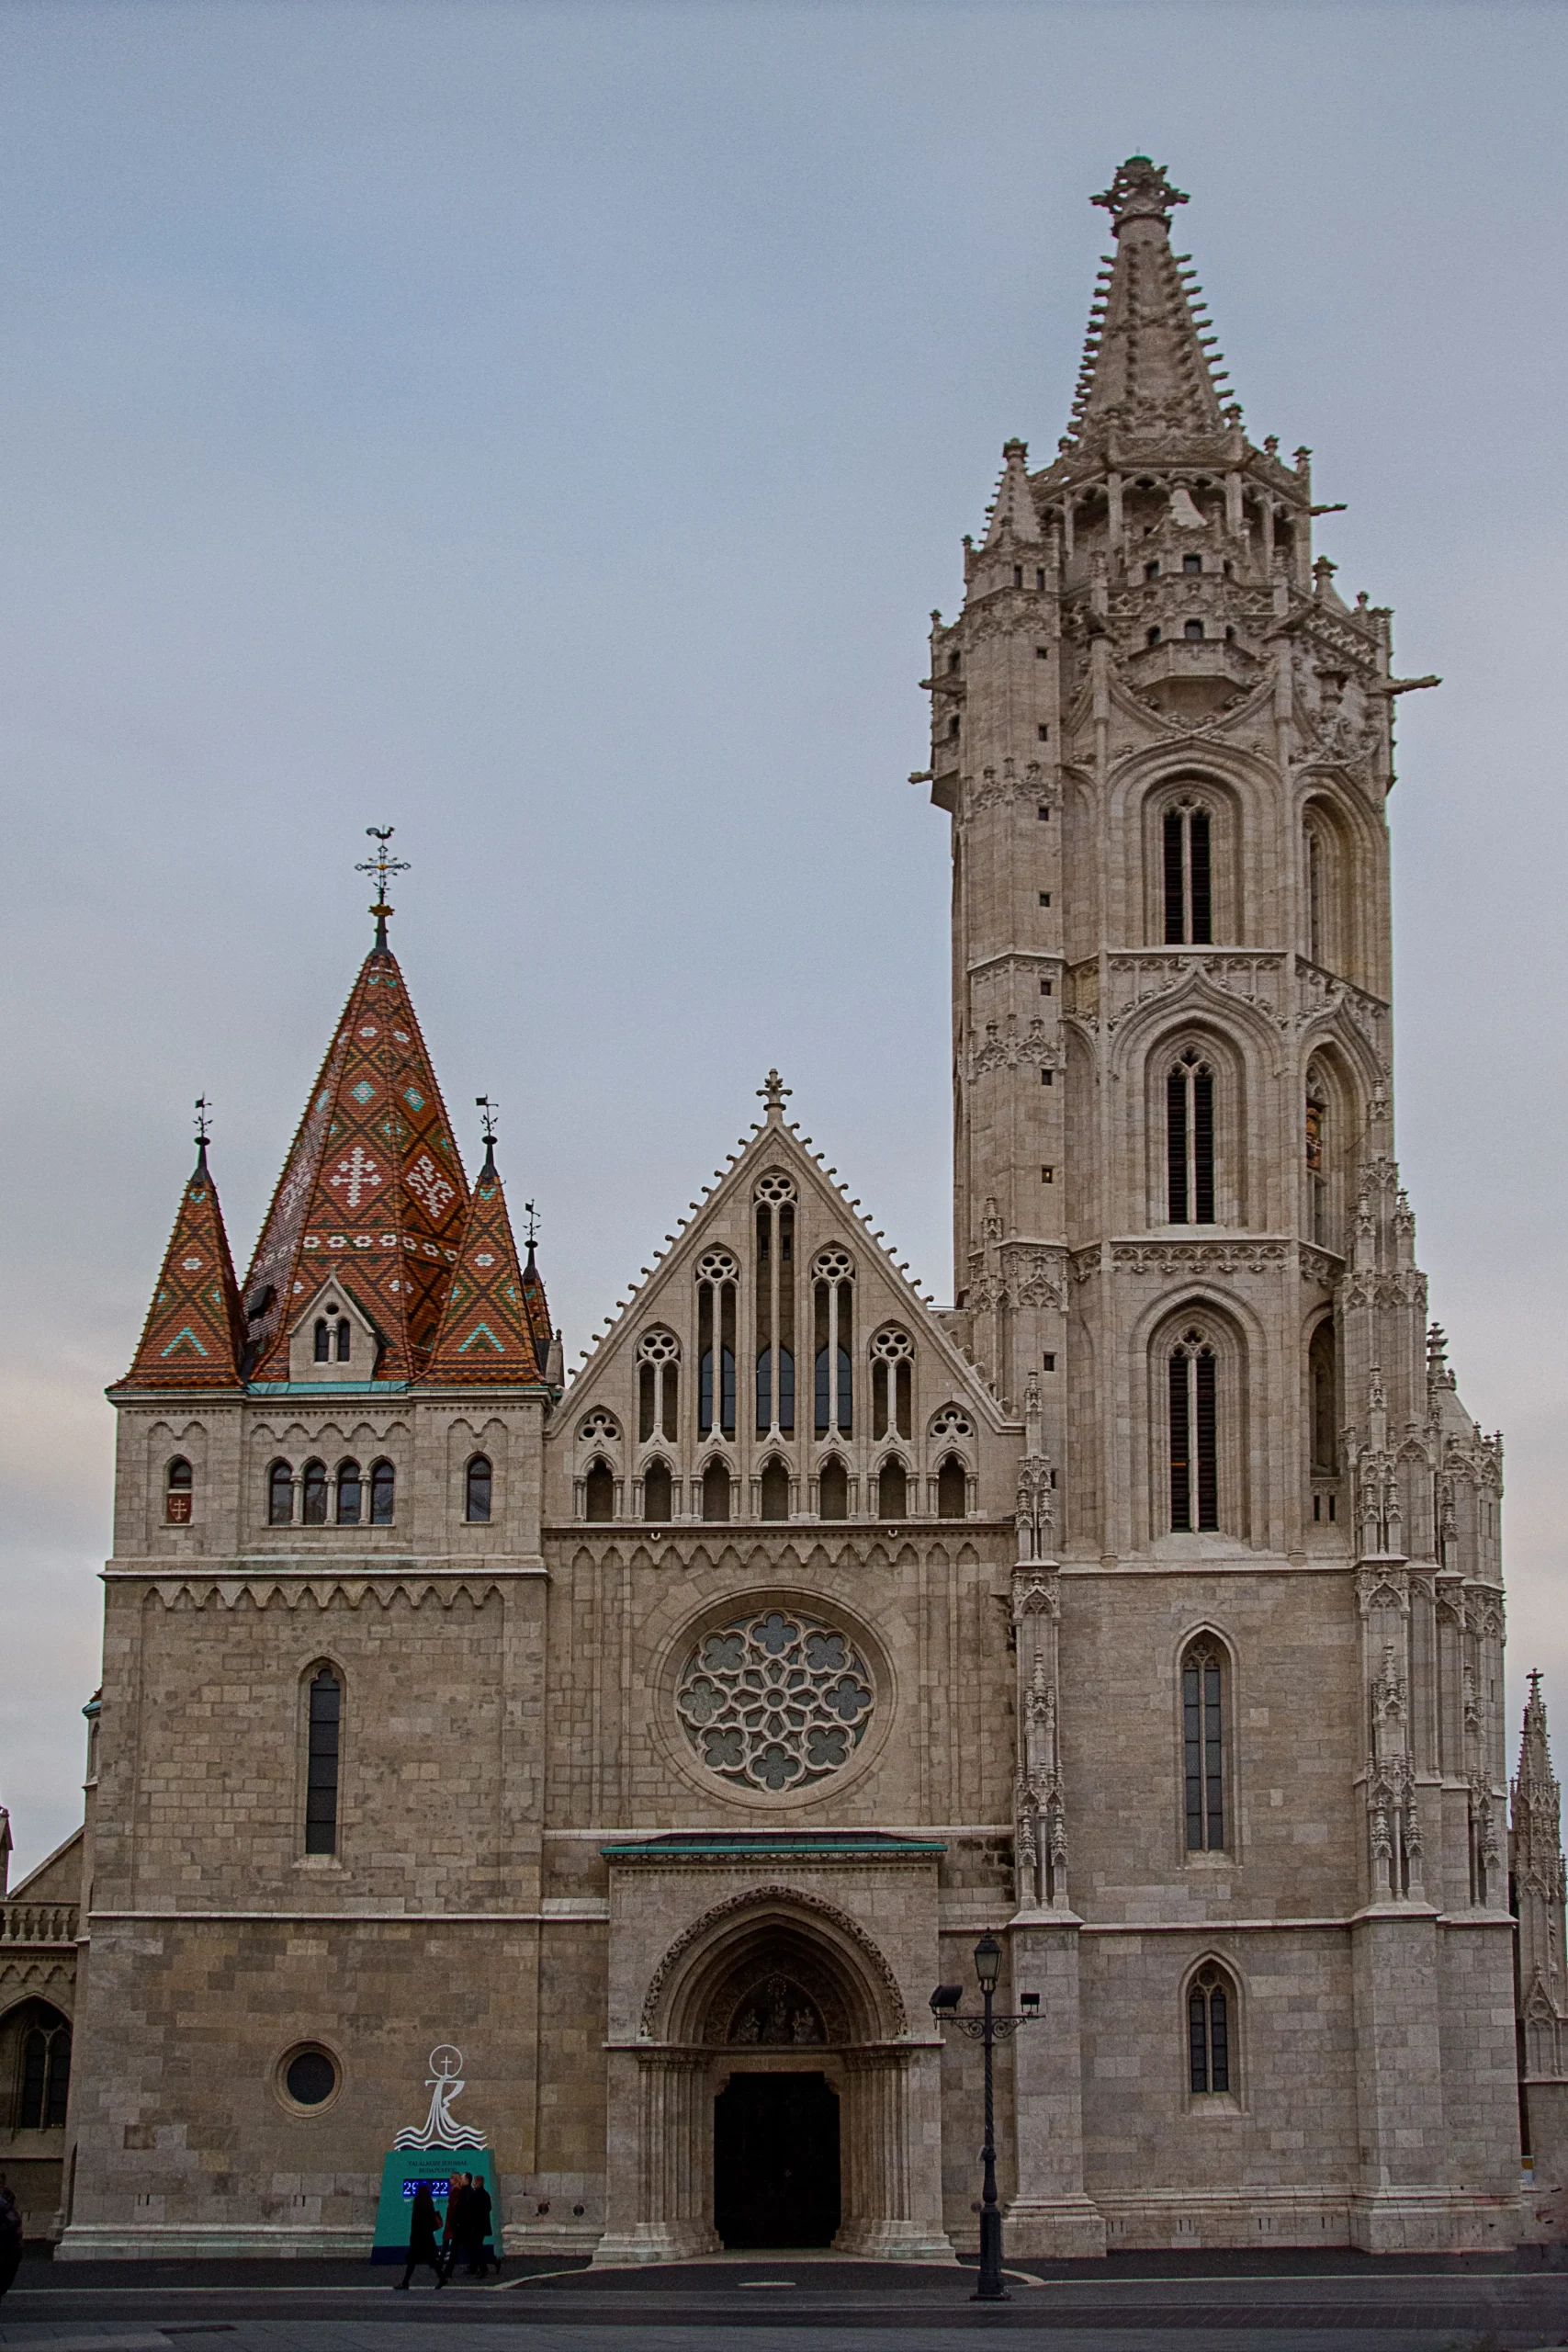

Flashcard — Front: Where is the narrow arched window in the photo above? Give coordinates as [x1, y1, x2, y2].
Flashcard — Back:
[697, 1254, 739, 1440]
[369, 1458, 395, 1524]
[937, 1454, 967, 1520]
[1167, 1049, 1215, 1225]
[1182, 1640, 1226, 1850]
[872, 1329, 913, 1441]
[313, 1318, 332, 1363]
[302, 1459, 328, 1525]
[760, 1458, 790, 1522]
[1188, 1961, 1233, 2093]
[336, 1459, 362, 1526]
[753, 1183, 796, 1435]
[818, 1457, 848, 1521]
[813, 1253, 854, 1436]
[268, 1460, 294, 1526]
[1163, 803, 1213, 944]
[335, 1318, 351, 1363]
[642, 1459, 671, 1523]
[1305, 823, 1324, 964]
[1309, 1322, 1337, 1484]
[17, 2010, 72, 2130]
[165, 1456, 193, 1524]
[1169, 1329, 1218, 1532]
[877, 1457, 908, 1519]
[1305, 1078, 1328, 1245]
[304, 1665, 341, 1856]
[584, 1458, 614, 1522]
[701, 1458, 731, 1522]
[465, 1453, 491, 1524]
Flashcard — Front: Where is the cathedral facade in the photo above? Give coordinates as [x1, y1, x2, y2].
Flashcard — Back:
[10, 155, 1566, 2260]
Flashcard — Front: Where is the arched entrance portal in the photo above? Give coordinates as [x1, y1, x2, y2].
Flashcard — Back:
[597, 1885, 950, 2265]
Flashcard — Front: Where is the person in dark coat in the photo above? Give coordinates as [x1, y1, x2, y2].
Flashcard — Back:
[464, 2175, 496, 2278]
[439, 2171, 470, 2280]
[394, 2182, 446, 2290]
[0, 2178, 24, 2302]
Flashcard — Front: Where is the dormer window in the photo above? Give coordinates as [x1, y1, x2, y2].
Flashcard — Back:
[292, 1289, 372, 1382]
[313, 1308, 351, 1363]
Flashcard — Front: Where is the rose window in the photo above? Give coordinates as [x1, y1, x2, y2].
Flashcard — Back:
[675, 1608, 875, 1793]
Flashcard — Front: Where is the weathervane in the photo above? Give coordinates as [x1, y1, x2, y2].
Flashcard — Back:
[355, 826, 411, 951]
[524, 1199, 540, 1251]
[194, 1095, 212, 1167]
[475, 1095, 498, 1145]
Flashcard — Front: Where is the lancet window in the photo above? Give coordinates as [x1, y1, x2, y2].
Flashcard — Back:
[1305, 1071, 1328, 1244]
[336, 1459, 362, 1525]
[165, 1455, 193, 1524]
[818, 1456, 849, 1521]
[1163, 800, 1213, 944]
[871, 1328, 913, 1441]
[16, 2007, 71, 2131]
[642, 1459, 672, 1522]
[465, 1453, 491, 1523]
[877, 1457, 908, 1518]
[1167, 1048, 1215, 1225]
[302, 1458, 329, 1525]
[760, 1457, 791, 1521]
[1187, 1961, 1234, 2094]
[369, 1458, 395, 1524]
[637, 1329, 680, 1444]
[813, 1250, 854, 1436]
[304, 1664, 341, 1856]
[937, 1454, 967, 1519]
[584, 1458, 615, 1522]
[267, 1460, 294, 1526]
[701, 1457, 732, 1522]
[1181, 1638, 1227, 1849]
[313, 1309, 351, 1363]
[754, 1178, 797, 1435]
[1168, 1329, 1218, 1532]
[696, 1250, 739, 1441]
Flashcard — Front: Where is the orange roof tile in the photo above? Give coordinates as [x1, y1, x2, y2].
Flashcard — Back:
[124, 1142, 245, 1388]
[425, 1139, 548, 1385]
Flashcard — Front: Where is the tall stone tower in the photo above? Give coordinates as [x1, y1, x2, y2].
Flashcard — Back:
[929, 156, 1517, 2251]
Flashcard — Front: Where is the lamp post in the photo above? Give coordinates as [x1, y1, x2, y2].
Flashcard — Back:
[931, 1931, 1040, 2302]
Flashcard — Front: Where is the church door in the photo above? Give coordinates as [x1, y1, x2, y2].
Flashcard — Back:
[713, 2072, 840, 2247]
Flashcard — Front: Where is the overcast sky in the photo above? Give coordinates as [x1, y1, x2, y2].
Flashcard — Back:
[2, 1, 1563, 1877]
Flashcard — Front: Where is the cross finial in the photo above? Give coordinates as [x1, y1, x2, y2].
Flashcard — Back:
[1091, 154, 1188, 233]
[758, 1069, 792, 1122]
[355, 825, 411, 952]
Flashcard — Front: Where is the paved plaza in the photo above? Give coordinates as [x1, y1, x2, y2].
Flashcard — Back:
[3, 2252, 1568, 2352]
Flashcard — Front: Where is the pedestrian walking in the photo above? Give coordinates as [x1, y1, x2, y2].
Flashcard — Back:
[394, 2182, 446, 2290]
[439, 2171, 470, 2281]
[465, 2174, 496, 2278]
[0, 2178, 23, 2302]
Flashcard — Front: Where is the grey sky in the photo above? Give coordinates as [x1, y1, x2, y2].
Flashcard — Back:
[2, 1, 1562, 1875]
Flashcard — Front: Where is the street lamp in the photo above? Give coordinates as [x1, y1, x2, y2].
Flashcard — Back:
[931, 1932, 1041, 2301]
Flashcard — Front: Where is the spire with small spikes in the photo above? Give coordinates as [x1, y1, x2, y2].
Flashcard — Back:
[1064, 155, 1234, 447]
[426, 1115, 549, 1385]
[982, 439, 1043, 548]
[1513, 1673, 1568, 2076]
[123, 1107, 245, 1388]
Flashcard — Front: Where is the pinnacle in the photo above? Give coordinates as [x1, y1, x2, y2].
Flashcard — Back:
[1063, 157, 1235, 452]
[982, 439, 1043, 548]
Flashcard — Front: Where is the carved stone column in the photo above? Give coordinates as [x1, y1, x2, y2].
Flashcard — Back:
[594, 2050, 718, 2266]
[835, 2047, 950, 2259]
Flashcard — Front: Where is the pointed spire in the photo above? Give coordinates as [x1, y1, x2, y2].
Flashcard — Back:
[242, 944, 468, 1383]
[124, 1127, 245, 1388]
[982, 439, 1043, 548]
[426, 1124, 547, 1385]
[1066, 155, 1233, 447]
[1517, 1672, 1560, 1814]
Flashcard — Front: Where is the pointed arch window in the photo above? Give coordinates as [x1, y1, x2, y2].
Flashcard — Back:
[336, 1459, 362, 1526]
[754, 1179, 796, 1435]
[937, 1454, 967, 1520]
[818, 1456, 848, 1521]
[642, 1459, 672, 1522]
[637, 1329, 680, 1444]
[17, 2007, 71, 2130]
[701, 1457, 732, 1522]
[302, 1458, 329, 1525]
[268, 1460, 294, 1526]
[1305, 821, 1325, 964]
[1188, 1961, 1233, 2093]
[760, 1457, 790, 1521]
[369, 1458, 395, 1524]
[1305, 1070, 1328, 1245]
[871, 1329, 913, 1441]
[1169, 1329, 1218, 1532]
[1163, 802, 1213, 944]
[465, 1453, 491, 1524]
[877, 1457, 908, 1519]
[1167, 1049, 1215, 1224]
[813, 1250, 854, 1436]
[165, 1456, 193, 1525]
[304, 1665, 341, 1856]
[584, 1457, 615, 1522]
[696, 1251, 738, 1441]
[1181, 1640, 1227, 1851]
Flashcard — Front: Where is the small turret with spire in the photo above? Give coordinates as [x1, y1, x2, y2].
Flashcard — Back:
[1514, 1674, 1568, 2083]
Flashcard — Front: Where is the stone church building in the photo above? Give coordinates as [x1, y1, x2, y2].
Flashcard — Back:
[6, 154, 1568, 2260]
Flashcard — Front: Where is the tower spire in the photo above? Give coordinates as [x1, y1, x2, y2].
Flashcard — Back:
[1066, 154, 1234, 448]
[426, 1119, 551, 1385]
[122, 1115, 245, 1389]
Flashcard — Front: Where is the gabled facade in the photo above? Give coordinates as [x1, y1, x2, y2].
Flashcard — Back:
[27, 156, 1559, 2266]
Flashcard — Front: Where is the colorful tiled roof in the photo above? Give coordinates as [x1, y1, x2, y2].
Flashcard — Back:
[242, 945, 468, 1382]
[124, 1142, 245, 1388]
[425, 1139, 548, 1385]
